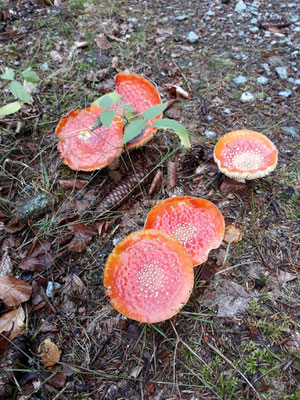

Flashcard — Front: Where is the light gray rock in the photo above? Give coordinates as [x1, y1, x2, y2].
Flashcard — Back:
[257, 76, 268, 84]
[235, 0, 246, 13]
[281, 126, 297, 137]
[46, 282, 61, 298]
[241, 92, 254, 102]
[277, 89, 292, 97]
[250, 17, 258, 24]
[275, 67, 288, 80]
[176, 15, 188, 21]
[262, 63, 271, 75]
[249, 26, 259, 33]
[224, 108, 232, 114]
[206, 10, 215, 16]
[16, 193, 52, 223]
[203, 130, 216, 138]
[234, 75, 247, 84]
[127, 17, 137, 23]
[187, 31, 199, 43]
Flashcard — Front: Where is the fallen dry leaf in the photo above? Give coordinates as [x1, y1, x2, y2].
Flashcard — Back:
[68, 223, 97, 253]
[0, 305, 25, 340]
[148, 169, 163, 195]
[47, 371, 67, 388]
[19, 239, 54, 272]
[220, 178, 247, 194]
[58, 179, 89, 190]
[167, 161, 177, 191]
[0, 251, 13, 277]
[38, 338, 61, 367]
[0, 276, 32, 307]
[63, 273, 85, 296]
[223, 225, 242, 243]
[202, 278, 251, 317]
[95, 33, 111, 50]
[4, 218, 27, 233]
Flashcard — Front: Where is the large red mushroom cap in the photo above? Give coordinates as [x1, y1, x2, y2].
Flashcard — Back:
[55, 104, 123, 171]
[104, 229, 194, 323]
[214, 130, 278, 182]
[113, 72, 162, 148]
[145, 196, 225, 267]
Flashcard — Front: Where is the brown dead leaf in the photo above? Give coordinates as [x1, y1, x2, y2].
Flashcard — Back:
[167, 161, 177, 191]
[68, 223, 97, 253]
[220, 178, 247, 194]
[63, 273, 85, 295]
[38, 338, 61, 367]
[47, 371, 67, 388]
[0, 276, 32, 307]
[164, 106, 181, 120]
[4, 218, 26, 233]
[95, 33, 111, 50]
[58, 179, 89, 190]
[0, 305, 25, 340]
[0, 251, 13, 277]
[19, 239, 53, 272]
[223, 225, 242, 243]
[148, 169, 163, 195]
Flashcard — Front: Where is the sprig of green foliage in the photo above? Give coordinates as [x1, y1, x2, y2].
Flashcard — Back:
[0, 67, 40, 116]
[92, 92, 191, 147]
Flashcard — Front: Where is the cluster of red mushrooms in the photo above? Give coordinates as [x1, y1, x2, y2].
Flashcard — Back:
[55, 72, 278, 324]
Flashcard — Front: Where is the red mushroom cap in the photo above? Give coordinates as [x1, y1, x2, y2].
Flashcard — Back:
[55, 104, 123, 171]
[113, 72, 162, 148]
[104, 229, 194, 323]
[214, 130, 278, 182]
[145, 196, 225, 267]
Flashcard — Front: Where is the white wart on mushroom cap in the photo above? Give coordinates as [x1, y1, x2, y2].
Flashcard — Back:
[213, 130, 278, 182]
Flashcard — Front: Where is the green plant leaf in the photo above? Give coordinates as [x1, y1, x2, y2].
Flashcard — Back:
[152, 118, 190, 148]
[122, 119, 147, 145]
[0, 101, 23, 116]
[143, 102, 168, 121]
[93, 92, 122, 109]
[22, 69, 40, 83]
[9, 81, 32, 104]
[100, 110, 116, 128]
[0, 68, 15, 80]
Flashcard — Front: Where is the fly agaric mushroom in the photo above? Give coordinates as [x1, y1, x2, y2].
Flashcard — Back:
[55, 104, 123, 171]
[145, 196, 225, 267]
[113, 72, 162, 148]
[104, 229, 194, 323]
[213, 130, 278, 182]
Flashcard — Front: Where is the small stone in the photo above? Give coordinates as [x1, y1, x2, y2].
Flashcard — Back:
[290, 15, 299, 23]
[250, 17, 258, 24]
[127, 17, 137, 23]
[292, 26, 300, 32]
[16, 193, 52, 223]
[186, 31, 199, 44]
[176, 15, 188, 21]
[277, 89, 292, 97]
[281, 126, 297, 137]
[262, 63, 271, 75]
[249, 26, 259, 33]
[235, 0, 246, 13]
[234, 75, 247, 84]
[240, 92, 254, 102]
[41, 62, 49, 71]
[275, 67, 288, 80]
[203, 130, 216, 139]
[46, 282, 61, 298]
[223, 108, 231, 114]
[206, 10, 215, 16]
[257, 76, 268, 84]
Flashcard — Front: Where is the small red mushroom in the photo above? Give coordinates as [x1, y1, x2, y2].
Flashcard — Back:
[55, 104, 123, 171]
[145, 196, 225, 267]
[214, 129, 278, 182]
[113, 72, 162, 148]
[104, 229, 194, 323]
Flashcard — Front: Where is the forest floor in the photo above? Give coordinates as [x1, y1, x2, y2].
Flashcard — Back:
[0, 0, 299, 399]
